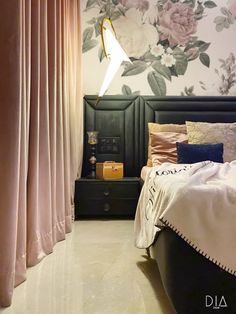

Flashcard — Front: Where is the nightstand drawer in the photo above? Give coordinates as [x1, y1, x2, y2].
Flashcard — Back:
[109, 184, 139, 198]
[76, 181, 139, 199]
[76, 199, 138, 217]
[76, 183, 111, 200]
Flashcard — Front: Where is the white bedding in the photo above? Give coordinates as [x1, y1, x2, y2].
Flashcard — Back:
[140, 166, 152, 181]
[135, 161, 236, 275]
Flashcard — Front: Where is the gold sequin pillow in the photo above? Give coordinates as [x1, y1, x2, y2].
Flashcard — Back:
[147, 123, 187, 166]
[186, 121, 236, 162]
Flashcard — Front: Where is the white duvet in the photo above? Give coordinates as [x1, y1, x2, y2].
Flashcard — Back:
[134, 160, 236, 275]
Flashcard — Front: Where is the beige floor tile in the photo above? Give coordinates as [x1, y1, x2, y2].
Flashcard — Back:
[0, 220, 176, 314]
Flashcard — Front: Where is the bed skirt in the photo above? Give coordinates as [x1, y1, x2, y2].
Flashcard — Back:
[150, 228, 236, 314]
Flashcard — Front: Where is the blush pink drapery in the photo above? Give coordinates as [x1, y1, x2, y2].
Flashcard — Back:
[0, 0, 82, 306]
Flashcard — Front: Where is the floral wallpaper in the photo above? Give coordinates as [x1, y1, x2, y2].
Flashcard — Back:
[81, 0, 236, 96]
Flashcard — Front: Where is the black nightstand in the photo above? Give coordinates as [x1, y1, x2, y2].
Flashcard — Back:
[74, 177, 141, 218]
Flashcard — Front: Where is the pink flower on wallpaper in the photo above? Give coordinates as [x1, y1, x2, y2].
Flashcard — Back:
[158, 1, 197, 46]
[119, 0, 149, 13]
[228, 0, 236, 17]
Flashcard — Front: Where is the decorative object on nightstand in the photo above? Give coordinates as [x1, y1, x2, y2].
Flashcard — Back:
[87, 131, 99, 179]
[96, 161, 123, 180]
[74, 177, 140, 218]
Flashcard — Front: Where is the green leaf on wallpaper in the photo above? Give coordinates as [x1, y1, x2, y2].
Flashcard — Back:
[82, 39, 98, 53]
[147, 71, 166, 96]
[192, 40, 205, 47]
[170, 67, 178, 77]
[185, 40, 210, 53]
[195, 3, 204, 20]
[214, 16, 225, 24]
[83, 27, 94, 43]
[122, 61, 147, 76]
[224, 20, 230, 28]
[110, 11, 122, 21]
[98, 47, 105, 62]
[143, 52, 157, 62]
[228, 14, 235, 24]
[200, 53, 210, 67]
[121, 85, 140, 96]
[94, 15, 106, 37]
[199, 42, 211, 52]
[95, 22, 101, 37]
[87, 18, 97, 25]
[221, 7, 231, 16]
[188, 86, 194, 93]
[199, 81, 206, 86]
[215, 23, 224, 32]
[85, 0, 97, 9]
[152, 61, 172, 81]
[122, 85, 132, 95]
[183, 0, 196, 8]
[173, 48, 188, 75]
[183, 86, 195, 96]
[204, 1, 217, 8]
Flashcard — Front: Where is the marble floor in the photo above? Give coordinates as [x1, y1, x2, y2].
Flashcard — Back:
[0, 220, 176, 314]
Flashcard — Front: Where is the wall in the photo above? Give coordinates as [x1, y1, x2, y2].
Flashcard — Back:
[81, 0, 236, 96]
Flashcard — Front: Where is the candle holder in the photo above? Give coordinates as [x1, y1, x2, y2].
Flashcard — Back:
[87, 131, 99, 179]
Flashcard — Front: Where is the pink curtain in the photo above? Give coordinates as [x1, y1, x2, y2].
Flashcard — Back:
[0, 0, 82, 307]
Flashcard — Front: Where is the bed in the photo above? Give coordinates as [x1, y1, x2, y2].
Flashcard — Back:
[137, 96, 236, 314]
[83, 95, 236, 313]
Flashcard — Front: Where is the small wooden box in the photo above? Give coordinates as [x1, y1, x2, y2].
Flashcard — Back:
[96, 162, 124, 180]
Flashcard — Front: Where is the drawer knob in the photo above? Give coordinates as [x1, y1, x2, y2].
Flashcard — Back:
[103, 203, 111, 212]
[103, 190, 110, 196]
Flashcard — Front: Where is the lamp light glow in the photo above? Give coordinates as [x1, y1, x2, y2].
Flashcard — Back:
[97, 18, 132, 103]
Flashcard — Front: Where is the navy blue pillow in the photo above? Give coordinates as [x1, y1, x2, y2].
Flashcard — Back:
[176, 142, 224, 164]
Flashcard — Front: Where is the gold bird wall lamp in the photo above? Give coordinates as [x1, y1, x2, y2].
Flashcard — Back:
[96, 17, 132, 104]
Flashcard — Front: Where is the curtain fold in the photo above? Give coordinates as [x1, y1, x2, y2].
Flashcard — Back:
[0, 0, 82, 307]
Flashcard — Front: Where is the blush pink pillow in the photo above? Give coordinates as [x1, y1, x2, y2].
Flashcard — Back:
[151, 131, 188, 165]
[147, 122, 186, 166]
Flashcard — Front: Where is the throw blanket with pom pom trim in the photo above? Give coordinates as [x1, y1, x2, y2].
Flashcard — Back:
[134, 161, 236, 275]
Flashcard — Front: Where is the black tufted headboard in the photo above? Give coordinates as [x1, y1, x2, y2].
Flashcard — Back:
[83, 96, 236, 177]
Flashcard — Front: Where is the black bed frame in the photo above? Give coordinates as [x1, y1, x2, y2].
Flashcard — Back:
[83, 95, 236, 176]
[84, 95, 236, 314]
